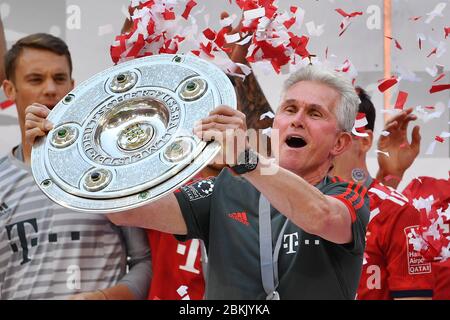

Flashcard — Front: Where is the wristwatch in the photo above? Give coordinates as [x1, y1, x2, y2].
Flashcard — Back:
[230, 148, 259, 175]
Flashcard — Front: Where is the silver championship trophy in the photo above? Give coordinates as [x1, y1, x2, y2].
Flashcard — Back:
[31, 54, 237, 213]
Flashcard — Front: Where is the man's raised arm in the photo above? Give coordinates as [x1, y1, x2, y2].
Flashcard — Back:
[107, 193, 187, 235]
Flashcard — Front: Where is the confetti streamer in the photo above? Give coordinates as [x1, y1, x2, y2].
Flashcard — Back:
[376, 150, 390, 157]
[394, 91, 408, 110]
[335, 8, 363, 18]
[305, 21, 325, 37]
[0, 100, 14, 110]
[262, 127, 272, 137]
[434, 74, 446, 83]
[425, 2, 447, 24]
[351, 113, 369, 137]
[181, 0, 197, 20]
[260, 111, 275, 120]
[430, 84, 450, 94]
[385, 36, 402, 50]
[378, 77, 398, 93]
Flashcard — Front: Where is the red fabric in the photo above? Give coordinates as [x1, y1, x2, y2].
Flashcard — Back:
[146, 174, 207, 300]
[146, 231, 205, 300]
[402, 177, 450, 299]
[357, 180, 433, 300]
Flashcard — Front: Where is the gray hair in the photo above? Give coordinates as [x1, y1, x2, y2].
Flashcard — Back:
[281, 65, 360, 132]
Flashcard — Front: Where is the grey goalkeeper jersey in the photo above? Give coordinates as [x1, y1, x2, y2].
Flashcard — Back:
[0, 146, 151, 299]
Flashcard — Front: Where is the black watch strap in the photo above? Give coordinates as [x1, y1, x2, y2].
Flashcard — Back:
[230, 148, 259, 175]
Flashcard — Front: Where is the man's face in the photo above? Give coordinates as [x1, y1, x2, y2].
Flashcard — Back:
[4, 48, 74, 128]
[272, 81, 346, 179]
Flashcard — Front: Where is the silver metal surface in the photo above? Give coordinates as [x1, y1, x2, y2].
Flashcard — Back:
[31, 54, 236, 213]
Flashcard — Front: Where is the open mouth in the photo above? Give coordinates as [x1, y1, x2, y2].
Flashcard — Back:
[285, 135, 307, 148]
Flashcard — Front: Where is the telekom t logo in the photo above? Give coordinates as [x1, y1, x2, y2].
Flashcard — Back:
[283, 232, 299, 254]
[176, 239, 201, 274]
[6, 219, 38, 265]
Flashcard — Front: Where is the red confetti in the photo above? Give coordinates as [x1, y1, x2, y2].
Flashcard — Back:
[335, 8, 363, 18]
[409, 16, 422, 21]
[181, 0, 197, 20]
[203, 28, 216, 41]
[0, 100, 14, 110]
[338, 20, 351, 37]
[435, 136, 445, 143]
[394, 91, 408, 109]
[288, 34, 310, 59]
[110, 0, 188, 64]
[427, 47, 437, 58]
[162, 9, 176, 20]
[424, 106, 435, 110]
[429, 84, 450, 94]
[283, 16, 296, 29]
[385, 36, 403, 50]
[378, 77, 398, 93]
[445, 27, 450, 39]
[434, 74, 446, 83]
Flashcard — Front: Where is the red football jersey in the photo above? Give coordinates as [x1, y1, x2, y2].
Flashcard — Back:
[357, 179, 433, 299]
[403, 176, 450, 300]
[146, 175, 209, 300]
[146, 230, 205, 300]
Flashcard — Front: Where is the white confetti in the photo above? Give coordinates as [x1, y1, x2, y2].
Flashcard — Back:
[220, 15, 236, 28]
[305, 21, 324, 37]
[225, 33, 241, 44]
[376, 150, 389, 157]
[262, 127, 272, 137]
[244, 7, 266, 20]
[260, 111, 275, 120]
[415, 103, 445, 123]
[425, 2, 447, 24]
[425, 140, 437, 155]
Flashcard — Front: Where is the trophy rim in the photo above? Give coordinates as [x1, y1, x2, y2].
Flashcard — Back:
[31, 54, 236, 213]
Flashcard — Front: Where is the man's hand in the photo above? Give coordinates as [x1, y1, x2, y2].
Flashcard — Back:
[24, 103, 53, 146]
[376, 108, 421, 188]
[68, 290, 107, 300]
[194, 106, 248, 166]
[67, 284, 138, 300]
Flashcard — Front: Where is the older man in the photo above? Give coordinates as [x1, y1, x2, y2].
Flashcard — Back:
[26, 65, 369, 299]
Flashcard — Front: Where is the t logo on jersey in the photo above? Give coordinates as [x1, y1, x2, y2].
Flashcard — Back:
[6, 218, 39, 265]
[177, 239, 201, 274]
[283, 232, 299, 254]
